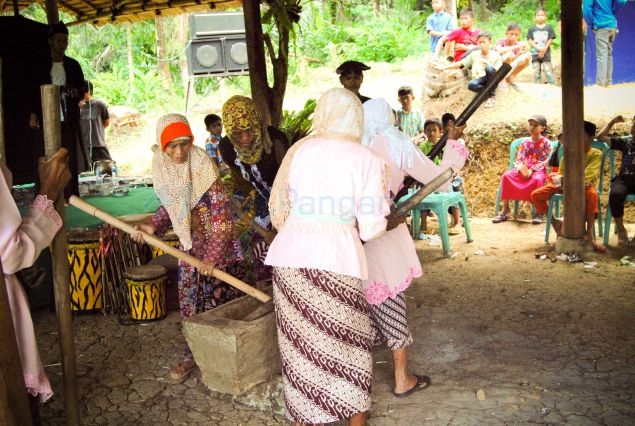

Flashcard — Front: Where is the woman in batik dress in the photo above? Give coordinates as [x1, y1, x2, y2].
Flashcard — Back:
[265, 88, 390, 425]
[132, 113, 244, 383]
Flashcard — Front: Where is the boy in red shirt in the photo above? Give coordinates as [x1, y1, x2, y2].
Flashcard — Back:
[433, 9, 480, 62]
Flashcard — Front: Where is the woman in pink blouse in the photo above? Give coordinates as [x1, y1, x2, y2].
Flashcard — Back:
[493, 114, 552, 224]
[132, 113, 243, 383]
[1, 148, 70, 416]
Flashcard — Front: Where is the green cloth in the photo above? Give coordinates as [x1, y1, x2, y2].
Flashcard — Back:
[65, 186, 161, 228]
[418, 140, 442, 165]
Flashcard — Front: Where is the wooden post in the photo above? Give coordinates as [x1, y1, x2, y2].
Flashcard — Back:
[0, 260, 34, 426]
[44, 0, 59, 24]
[0, 57, 5, 162]
[560, 0, 586, 241]
[41, 85, 80, 426]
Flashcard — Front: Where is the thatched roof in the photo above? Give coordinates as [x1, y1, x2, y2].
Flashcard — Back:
[1, 0, 242, 26]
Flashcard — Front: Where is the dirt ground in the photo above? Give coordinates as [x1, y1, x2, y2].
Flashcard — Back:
[34, 56, 635, 424]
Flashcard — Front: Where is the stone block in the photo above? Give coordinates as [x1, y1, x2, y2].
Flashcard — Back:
[183, 292, 279, 396]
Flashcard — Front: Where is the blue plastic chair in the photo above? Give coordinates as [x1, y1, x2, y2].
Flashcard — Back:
[545, 140, 609, 243]
[399, 190, 473, 256]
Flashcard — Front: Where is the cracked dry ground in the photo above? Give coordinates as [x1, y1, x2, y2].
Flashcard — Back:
[36, 218, 635, 425]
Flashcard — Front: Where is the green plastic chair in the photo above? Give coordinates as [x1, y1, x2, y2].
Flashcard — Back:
[399, 190, 473, 256]
[545, 140, 609, 243]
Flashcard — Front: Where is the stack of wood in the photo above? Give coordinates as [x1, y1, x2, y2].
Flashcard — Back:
[422, 58, 468, 99]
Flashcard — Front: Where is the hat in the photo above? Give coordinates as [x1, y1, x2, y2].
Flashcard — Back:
[528, 114, 547, 127]
[336, 60, 370, 76]
[156, 113, 194, 151]
[48, 21, 68, 37]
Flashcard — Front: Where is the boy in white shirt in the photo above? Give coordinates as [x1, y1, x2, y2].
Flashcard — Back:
[438, 30, 502, 108]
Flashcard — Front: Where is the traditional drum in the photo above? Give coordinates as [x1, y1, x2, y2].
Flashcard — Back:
[150, 229, 179, 259]
[124, 264, 167, 320]
[67, 228, 103, 312]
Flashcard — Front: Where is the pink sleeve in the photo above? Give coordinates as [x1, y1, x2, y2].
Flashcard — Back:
[357, 158, 390, 242]
[0, 194, 62, 275]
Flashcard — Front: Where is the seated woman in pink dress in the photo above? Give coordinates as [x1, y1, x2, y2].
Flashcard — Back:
[361, 98, 469, 398]
[493, 114, 552, 224]
[1, 148, 71, 420]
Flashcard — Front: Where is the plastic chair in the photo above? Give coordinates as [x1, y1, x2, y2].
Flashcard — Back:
[545, 140, 609, 243]
[399, 190, 473, 256]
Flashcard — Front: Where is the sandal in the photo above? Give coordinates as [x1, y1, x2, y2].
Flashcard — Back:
[492, 213, 508, 223]
[618, 230, 629, 246]
[169, 358, 197, 384]
[393, 374, 432, 398]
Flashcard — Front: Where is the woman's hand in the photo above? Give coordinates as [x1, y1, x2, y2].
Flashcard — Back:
[199, 260, 216, 277]
[131, 223, 156, 244]
[37, 148, 71, 201]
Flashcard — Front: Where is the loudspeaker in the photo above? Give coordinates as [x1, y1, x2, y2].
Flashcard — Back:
[187, 38, 226, 75]
[186, 36, 249, 76]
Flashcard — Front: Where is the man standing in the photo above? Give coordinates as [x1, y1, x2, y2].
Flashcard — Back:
[79, 80, 113, 163]
[29, 21, 86, 196]
[336, 60, 371, 103]
[583, 0, 627, 87]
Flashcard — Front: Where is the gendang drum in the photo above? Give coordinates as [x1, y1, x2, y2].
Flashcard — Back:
[150, 229, 179, 259]
[124, 264, 167, 321]
[67, 228, 103, 312]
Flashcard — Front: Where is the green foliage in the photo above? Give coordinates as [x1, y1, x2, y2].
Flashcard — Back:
[280, 98, 316, 144]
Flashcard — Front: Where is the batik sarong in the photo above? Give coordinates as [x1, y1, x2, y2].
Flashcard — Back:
[369, 293, 414, 350]
[272, 266, 373, 424]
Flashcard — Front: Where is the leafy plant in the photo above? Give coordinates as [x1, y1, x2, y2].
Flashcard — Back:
[280, 98, 316, 144]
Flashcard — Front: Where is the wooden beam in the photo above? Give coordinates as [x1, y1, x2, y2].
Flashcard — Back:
[44, 0, 59, 24]
[41, 85, 80, 426]
[0, 261, 34, 426]
[0, 58, 5, 162]
[560, 0, 586, 240]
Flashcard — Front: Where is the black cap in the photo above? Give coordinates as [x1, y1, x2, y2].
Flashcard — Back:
[336, 60, 370, 76]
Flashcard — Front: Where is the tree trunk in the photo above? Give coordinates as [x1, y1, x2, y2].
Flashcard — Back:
[243, 0, 273, 127]
[373, 0, 380, 16]
[447, 0, 457, 20]
[177, 14, 190, 95]
[155, 17, 172, 90]
[126, 24, 134, 105]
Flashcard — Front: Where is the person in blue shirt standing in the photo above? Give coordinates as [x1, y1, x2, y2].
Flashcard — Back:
[583, 0, 627, 87]
[426, 0, 455, 56]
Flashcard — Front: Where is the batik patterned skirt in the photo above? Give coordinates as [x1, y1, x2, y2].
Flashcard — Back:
[272, 266, 373, 424]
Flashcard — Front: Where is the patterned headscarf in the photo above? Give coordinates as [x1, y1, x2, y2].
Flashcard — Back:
[222, 96, 271, 164]
[362, 98, 414, 170]
[269, 88, 364, 229]
[152, 113, 219, 250]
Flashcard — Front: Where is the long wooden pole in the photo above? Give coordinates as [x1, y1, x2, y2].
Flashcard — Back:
[41, 84, 80, 426]
[68, 196, 272, 303]
[0, 260, 34, 426]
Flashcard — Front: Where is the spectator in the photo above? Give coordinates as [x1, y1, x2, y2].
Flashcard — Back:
[437, 31, 503, 108]
[527, 7, 556, 85]
[78, 80, 112, 163]
[203, 113, 228, 172]
[495, 23, 531, 91]
[28, 21, 86, 197]
[597, 114, 634, 245]
[493, 115, 551, 224]
[336, 60, 371, 103]
[530, 121, 606, 252]
[396, 85, 425, 141]
[426, 0, 455, 55]
[433, 9, 480, 63]
[583, 0, 627, 87]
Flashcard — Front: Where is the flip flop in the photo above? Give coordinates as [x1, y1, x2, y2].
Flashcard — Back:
[393, 374, 432, 398]
[169, 359, 197, 384]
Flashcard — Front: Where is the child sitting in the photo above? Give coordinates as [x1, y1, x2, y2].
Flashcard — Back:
[203, 114, 228, 172]
[495, 23, 531, 91]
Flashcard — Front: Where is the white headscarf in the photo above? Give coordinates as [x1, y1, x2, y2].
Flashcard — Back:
[269, 88, 364, 229]
[362, 98, 414, 170]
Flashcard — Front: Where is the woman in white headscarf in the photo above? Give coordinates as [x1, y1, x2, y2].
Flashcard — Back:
[361, 98, 469, 397]
[132, 113, 244, 383]
[265, 88, 390, 426]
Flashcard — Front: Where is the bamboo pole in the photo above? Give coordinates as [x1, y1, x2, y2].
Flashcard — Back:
[41, 84, 80, 426]
[0, 260, 34, 426]
[69, 196, 272, 303]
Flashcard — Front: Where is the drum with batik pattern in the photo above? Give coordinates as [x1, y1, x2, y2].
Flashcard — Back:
[67, 228, 103, 312]
[124, 264, 167, 320]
